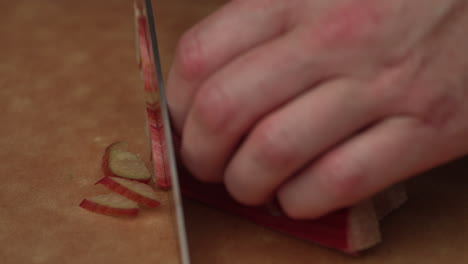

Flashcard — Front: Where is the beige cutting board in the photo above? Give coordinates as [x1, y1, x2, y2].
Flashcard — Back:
[1, 0, 468, 263]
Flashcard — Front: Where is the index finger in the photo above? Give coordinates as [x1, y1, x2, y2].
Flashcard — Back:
[166, 0, 293, 132]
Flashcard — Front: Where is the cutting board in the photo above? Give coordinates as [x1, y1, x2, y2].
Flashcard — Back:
[1, 0, 468, 263]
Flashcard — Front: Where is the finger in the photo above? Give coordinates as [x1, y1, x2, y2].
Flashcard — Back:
[223, 79, 382, 205]
[277, 116, 436, 220]
[167, 0, 293, 131]
[181, 28, 338, 183]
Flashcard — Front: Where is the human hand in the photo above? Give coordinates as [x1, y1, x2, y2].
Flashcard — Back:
[167, 0, 468, 219]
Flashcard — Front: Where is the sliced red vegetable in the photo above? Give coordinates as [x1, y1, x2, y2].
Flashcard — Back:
[135, 6, 171, 189]
[102, 142, 151, 183]
[147, 107, 172, 189]
[79, 193, 140, 217]
[97, 176, 160, 208]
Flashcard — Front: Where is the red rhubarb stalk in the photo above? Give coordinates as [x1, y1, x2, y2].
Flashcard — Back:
[135, 4, 171, 188]
[97, 176, 160, 208]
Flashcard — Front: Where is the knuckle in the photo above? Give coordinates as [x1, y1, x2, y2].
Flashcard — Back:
[250, 119, 299, 170]
[414, 86, 461, 128]
[176, 29, 206, 81]
[319, 154, 365, 205]
[367, 50, 427, 115]
[391, 61, 464, 128]
[193, 81, 234, 133]
[313, 1, 384, 48]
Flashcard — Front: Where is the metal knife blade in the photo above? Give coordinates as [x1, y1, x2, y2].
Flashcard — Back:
[140, 0, 191, 263]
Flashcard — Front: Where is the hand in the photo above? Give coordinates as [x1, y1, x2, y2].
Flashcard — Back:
[167, 0, 468, 219]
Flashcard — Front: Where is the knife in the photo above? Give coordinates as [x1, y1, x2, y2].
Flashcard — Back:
[136, 0, 191, 263]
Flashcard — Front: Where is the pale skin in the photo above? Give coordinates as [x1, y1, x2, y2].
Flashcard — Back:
[166, 0, 468, 219]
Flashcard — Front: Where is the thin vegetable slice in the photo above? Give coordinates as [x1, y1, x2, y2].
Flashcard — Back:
[102, 142, 151, 183]
[80, 193, 140, 217]
[97, 176, 160, 208]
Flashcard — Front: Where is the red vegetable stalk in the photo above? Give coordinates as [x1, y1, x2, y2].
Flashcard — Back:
[135, 3, 171, 188]
[179, 168, 381, 254]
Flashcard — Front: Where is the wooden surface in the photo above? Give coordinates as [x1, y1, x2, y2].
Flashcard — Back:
[1, 0, 468, 263]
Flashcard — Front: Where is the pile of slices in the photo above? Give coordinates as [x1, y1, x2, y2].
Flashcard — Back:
[79, 142, 160, 217]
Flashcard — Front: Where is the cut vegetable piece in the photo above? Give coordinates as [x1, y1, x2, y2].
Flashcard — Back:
[102, 142, 151, 183]
[373, 183, 408, 220]
[134, 5, 171, 189]
[179, 169, 381, 254]
[148, 118, 172, 189]
[79, 193, 139, 217]
[348, 201, 381, 252]
[97, 176, 160, 208]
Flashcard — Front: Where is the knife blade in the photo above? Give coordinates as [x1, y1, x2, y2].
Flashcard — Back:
[138, 0, 191, 263]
